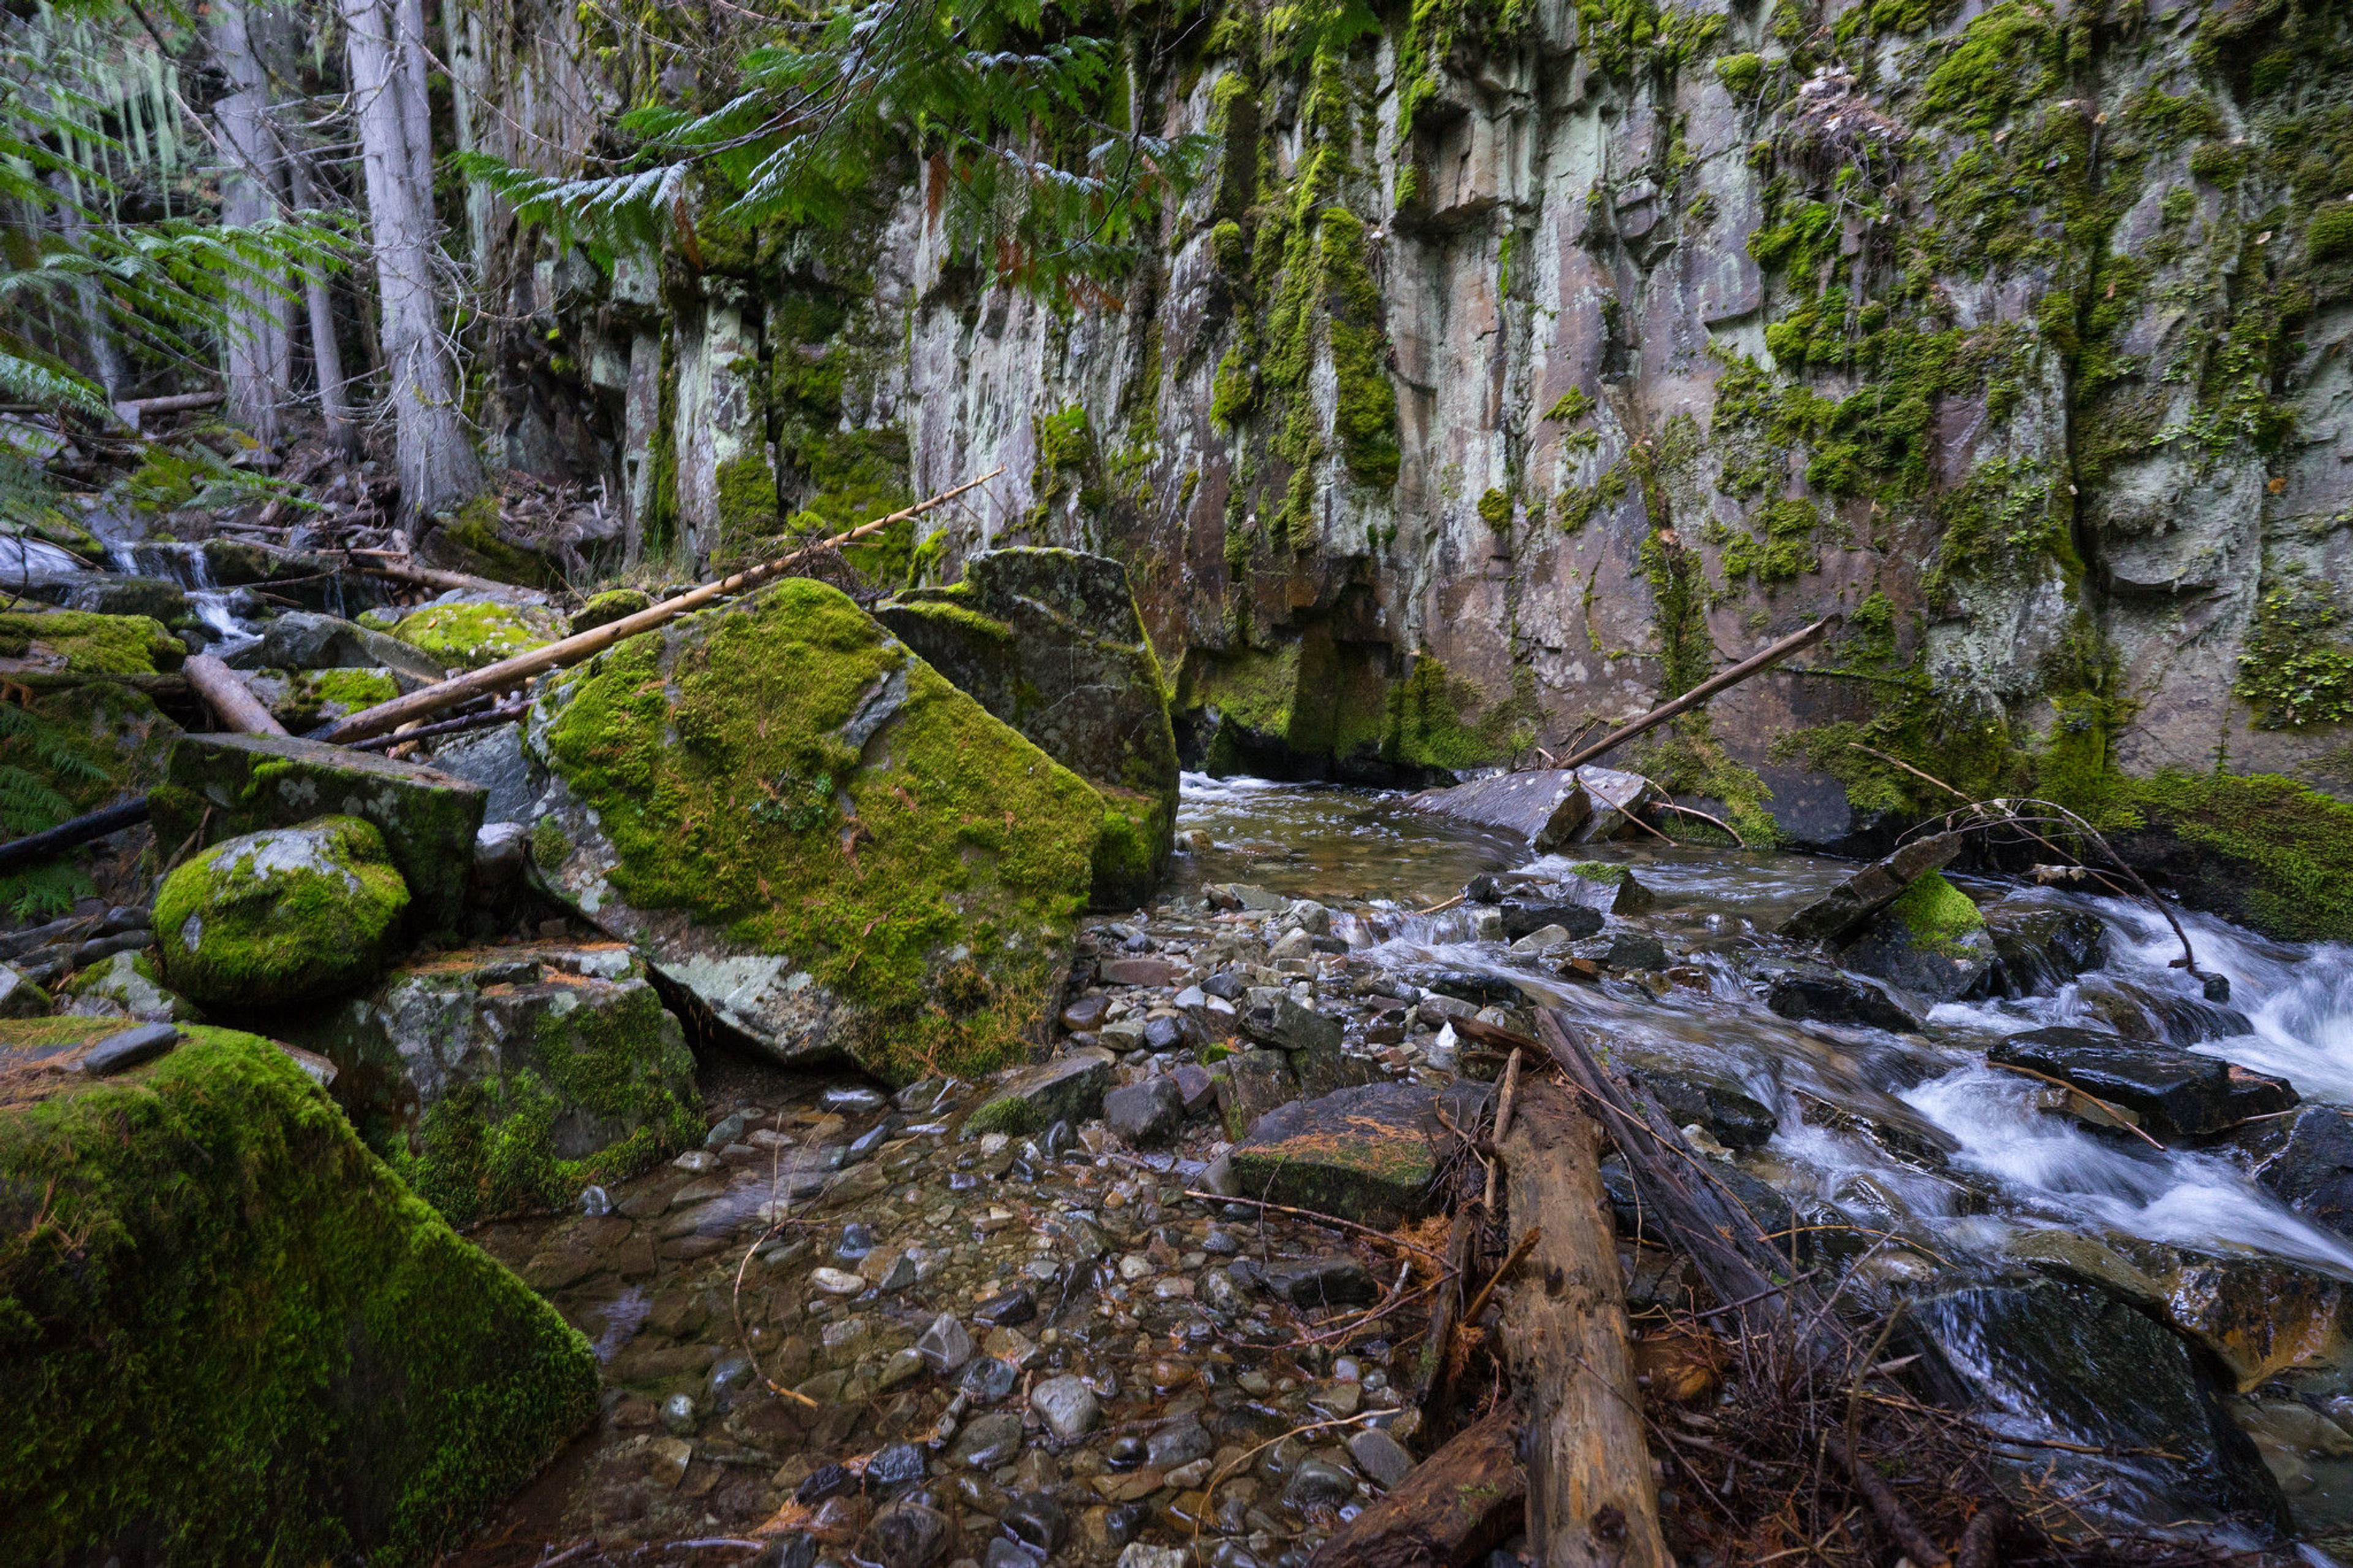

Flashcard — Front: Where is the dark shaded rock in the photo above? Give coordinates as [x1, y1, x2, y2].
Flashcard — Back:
[881, 548, 1179, 909]
[426, 723, 536, 825]
[1142, 1015, 1186, 1052]
[1001, 1491, 1067, 1553]
[1762, 963, 1924, 1034]
[1264, 1255, 1378, 1308]
[1636, 1068, 1776, 1149]
[1987, 1026, 2294, 1139]
[1241, 994, 1343, 1054]
[1059, 993, 1110, 1031]
[253, 611, 446, 687]
[865, 1442, 929, 1494]
[148, 732, 487, 941]
[972, 1286, 1036, 1327]
[1406, 769, 1591, 850]
[1229, 1080, 1491, 1225]
[1984, 901, 2107, 996]
[1835, 873, 1995, 1002]
[1148, 1418, 1213, 1470]
[1499, 901, 1604, 941]
[1422, 971, 1525, 1007]
[2233, 1106, 2353, 1239]
[1604, 933, 1669, 971]
[1778, 834, 1963, 945]
[1909, 1280, 2288, 1533]
[958, 1355, 1018, 1401]
[1173, 1062, 1217, 1114]
[69, 574, 184, 624]
[948, 1411, 1025, 1469]
[863, 1501, 952, 1568]
[968, 1051, 1115, 1136]
[1201, 969, 1251, 1000]
[1104, 1075, 1184, 1146]
[1215, 1050, 1299, 1140]
[78, 1021, 180, 1076]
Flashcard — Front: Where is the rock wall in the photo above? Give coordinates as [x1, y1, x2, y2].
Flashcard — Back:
[527, 0, 2353, 848]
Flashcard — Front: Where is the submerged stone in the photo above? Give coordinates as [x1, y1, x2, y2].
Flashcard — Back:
[148, 732, 488, 940]
[293, 942, 701, 1225]
[523, 578, 1109, 1085]
[880, 548, 1181, 910]
[0, 1026, 598, 1562]
[155, 817, 410, 1009]
[1229, 1080, 1491, 1225]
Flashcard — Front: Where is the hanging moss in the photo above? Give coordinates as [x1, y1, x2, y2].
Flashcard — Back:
[1319, 208, 1401, 490]
[1720, 498, 1823, 585]
[2124, 770, 2353, 943]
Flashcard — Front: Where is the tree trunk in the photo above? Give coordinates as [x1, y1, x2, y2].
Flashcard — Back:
[208, 0, 294, 448]
[1500, 1077, 1672, 1568]
[45, 172, 127, 405]
[342, 0, 485, 520]
[285, 154, 360, 458]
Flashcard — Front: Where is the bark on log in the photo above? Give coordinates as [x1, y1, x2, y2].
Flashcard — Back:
[1305, 1404, 1526, 1568]
[1499, 1077, 1670, 1568]
[0, 799, 151, 874]
[1413, 1203, 1482, 1429]
[1559, 616, 1837, 772]
[322, 469, 1002, 744]
[183, 654, 289, 737]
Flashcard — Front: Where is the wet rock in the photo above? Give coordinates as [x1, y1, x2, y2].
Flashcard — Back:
[1201, 969, 1252, 999]
[863, 1500, 952, 1568]
[1061, 993, 1112, 1031]
[1347, 1427, 1414, 1488]
[1204, 883, 1287, 913]
[1230, 1080, 1491, 1225]
[798, 1461, 860, 1503]
[1984, 900, 2107, 996]
[1406, 769, 1591, 850]
[1575, 766, 1660, 841]
[1777, 833, 1963, 945]
[1215, 1049, 1299, 1139]
[2232, 1106, 2353, 1240]
[1264, 1256, 1378, 1308]
[659, 1392, 698, 1436]
[1604, 933, 1669, 971]
[1562, 860, 1656, 915]
[958, 1356, 1019, 1401]
[950, 1412, 1026, 1468]
[2153, 1250, 2349, 1388]
[1173, 1062, 1218, 1114]
[972, 1286, 1036, 1327]
[968, 1051, 1115, 1137]
[1988, 1026, 2294, 1139]
[917, 1313, 974, 1374]
[523, 579, 1108, 1084]
[570, 588, 652, 635]
[1762, 962, 1923, 1034]
[148, 732, 487, 940]
[78, 1021, 180, 1076]
[1282, 1457, 1358, 1511]
[1499, 901, 1604, 942]
[1909, 1279, 2288, 1532]
[1104, 1075, 1185, 1146]
[1031, 1373, 1100, 1440]
[1002, 1490, 1069, 1553]
[1147, 1418, 1213, 1471]
[1635, 1069, 1776, 1151]
[1420, 972, 1524, 1008]
[0, 963, 51, 1019]
[879, 548, 1180, 909]
[468, 820, 530, 905]
[1835, 872, 1996, 1002]
[156, 817, 409, 1010]
[294, 942, 698, 1224]
[866, 1441, 930, 1494]
[1241, 994, 1343, 1054]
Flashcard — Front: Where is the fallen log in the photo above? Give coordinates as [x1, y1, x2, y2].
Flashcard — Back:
[355, 558, 554, 600]
[1498, 1076, 1672, 1568]
[1305, 1403, 1526, 1568]
[183, 654, 289, 737]
[0, 798, 151, 874]
[322, 469, 1002, 745]
[1558, 615, 1836, 773]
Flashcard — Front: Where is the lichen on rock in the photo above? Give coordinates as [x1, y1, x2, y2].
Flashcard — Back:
[525, 575, 1105, 1083]
[156, 816, 411, 1009]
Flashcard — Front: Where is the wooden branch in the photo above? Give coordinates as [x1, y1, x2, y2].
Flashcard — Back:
[1499, 1077, 1671, 1568]
[1305, 1404, 1526, 1568]
[322, 469, 1002, 745]
[1413, 1204, 1481, 1430]
[0, 798, 151, 873]
[357, 559, 553, 599]
[183, 654, 289, 737]
[1825, 1431, 1950, 1567]
[1559, 616, 1837, 771]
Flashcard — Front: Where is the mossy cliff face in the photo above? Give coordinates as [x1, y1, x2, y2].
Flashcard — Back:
[0, 1024, 599, 1562]
[156, 816, 412, 1010]
[296, 942, 702, 1225]
[523, 576, 1105, 1083]
[879, 548, 1182, 908]
[523, 0, 2353, 933]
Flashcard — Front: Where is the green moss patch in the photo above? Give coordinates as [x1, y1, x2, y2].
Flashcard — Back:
[0, 610, 182, 673]
[1887, 871, 1986, 957]
[2123, 771, 2353, 944]
[0, 1027, 598, 1562]
[391, 600, 566, 672]
[532, 577, 1103, 1082]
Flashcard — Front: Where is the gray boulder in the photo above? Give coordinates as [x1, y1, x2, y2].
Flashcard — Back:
[1103, 1074, 1185, 1146]
[968, 1050, 1115, 1135]
[1988, 1026, 2295, 1139]
[249, 611, 446, 687]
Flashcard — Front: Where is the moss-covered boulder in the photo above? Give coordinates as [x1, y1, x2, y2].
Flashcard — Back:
[243, 665, 407, 730]
[879, 548, 1180, 908]
[570, 586, 653, 635]
[389, 598, 567, 672]
[148, 732, 488, 939]
[1227, 1081, 1493, 1226]
[524, 576, 1106, 1084]
[1836, 870, 1995, 1002]
[295, 942, 700, 1225]
[0, 1022, 599, 1562]
[0, 608, 183, 673]
[256, 610, 447, 687]
[156, 817, 411, 1009]
[422, 495, 560, 589]
[58, 947, 197, 1023]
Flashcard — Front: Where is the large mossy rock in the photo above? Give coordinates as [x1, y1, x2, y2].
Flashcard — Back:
[524, 576, 1105, 1084]
[156, 817, 411, 1009]
[0, 1023, 599, 1563]
[296, 942, 700, 1224]
[879, 548, 1178, 909]
[0, 608, 183, 673]
[387, 597, 567, 672]
[252, 610, 447, 687]
[149, 732, 488, 939]
[1227, 1081, 1492, 1226]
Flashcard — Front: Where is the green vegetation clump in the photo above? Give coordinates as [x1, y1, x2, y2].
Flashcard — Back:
[2309, 202, 2353, 263]
[156, 817, 410, 1008]
[2235, 573, 2353, 729]
[534, 577, 1102, 1081]
[1715, 51, 1763, 94]
[1721, 499, 1822, 584]
[1917, 0, 2057, 135]
[434, 494, 553, 589]
[1319, 207, 1402, 490]
[1477, 487, 1512, 531]
[391, 601, 563, 671]
[570, 587, 654, 635]
[713, 452, 781, 558]
[0, 1026, 598, 1562]
[1887, 871, 1986, 956]
[0, 610, 181, 673]
[1543, 387, 1596, 424]
[2126, 771, 2353, 943]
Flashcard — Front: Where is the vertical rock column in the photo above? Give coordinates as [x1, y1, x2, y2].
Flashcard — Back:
[670, 281, 773, 570]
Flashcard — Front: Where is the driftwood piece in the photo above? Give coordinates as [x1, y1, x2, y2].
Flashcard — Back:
[1414, 1203, 1482, 1431]
[0, 798, 151, 873]
[1499, 1076, 1671, 1568]
[322, 469, 1001, 744]
[183, 654, 289, 737]
[1558, 615, 1836, 772]
[1305, 1403, 1526, 1568]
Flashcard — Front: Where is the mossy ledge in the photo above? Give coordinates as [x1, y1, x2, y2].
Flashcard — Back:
[0, 1026, 599, 1562]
